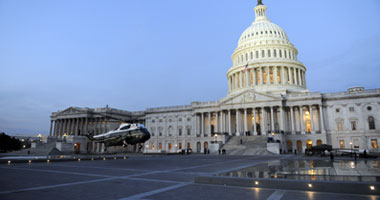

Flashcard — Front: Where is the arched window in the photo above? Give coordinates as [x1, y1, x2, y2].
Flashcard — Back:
[369, 116, 376, 130]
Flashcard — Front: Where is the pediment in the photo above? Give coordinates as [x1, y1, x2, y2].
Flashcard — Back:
[220, 90, 281, 105]
[56, 107, 83, 115]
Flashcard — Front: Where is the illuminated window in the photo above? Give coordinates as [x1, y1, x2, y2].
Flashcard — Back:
[256, 69, 261, 84]
[337, 122, 343, 131]
[306, 140, 312, 149]
[179, 143, 182, 149]
[168, 143, 172, 150]
[263, 69, 267, 84]
[369, 116, 376, 130]
[187, 142, 191, 149]
[339, 140, 345, 149]
[151, 144, 155, 150]
[269, 68, 274, 83]
[277, 68, 281, 83]
[250, 70, 254, 85]
[371, 139, 378, 149]
[159, 143, 162, 150]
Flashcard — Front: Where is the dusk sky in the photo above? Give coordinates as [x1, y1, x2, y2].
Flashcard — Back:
[1, 0, 380, 136]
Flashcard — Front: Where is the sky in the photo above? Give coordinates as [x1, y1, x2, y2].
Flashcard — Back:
[0, 0, 380, 136]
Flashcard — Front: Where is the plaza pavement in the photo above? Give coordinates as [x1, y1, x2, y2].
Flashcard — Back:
[0, 154, 379, 200]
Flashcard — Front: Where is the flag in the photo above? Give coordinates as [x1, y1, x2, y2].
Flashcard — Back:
[242, 63, 248, 73]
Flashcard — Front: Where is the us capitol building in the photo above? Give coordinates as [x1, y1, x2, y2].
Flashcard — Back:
[50, 1, 380, 155]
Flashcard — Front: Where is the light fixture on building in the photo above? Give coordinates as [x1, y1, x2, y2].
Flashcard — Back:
[271, 132, 275, 136]
[254, 181, 259, 185]
[37, 133, 42, 138]
[308, 184, 312, 188]
[78, 158, 81, 162]
[63, 133, 67, 137]
[7, 161, 11, 165]
[103, 157, 106, 160]
[91, 157, 94, 161]
[23, 145, 26, 148]
[47, 160, 50, 163]
[74, 144, 77, 147]
[21, 138, 24, 142]
[123, 156, 127, 160]
[28, 160, 32, 164]
[370, 185, 375, 190]
[114, 157, 117, 160]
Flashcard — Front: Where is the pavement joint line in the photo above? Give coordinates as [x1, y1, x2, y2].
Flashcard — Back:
[47, 163, 155, 172]
[124, 177, 189, 185]
[118, 182, 190, 200]
[0, 177, 117, 195]
[0, 166, 114, 178]
[266, 190, 285, 200]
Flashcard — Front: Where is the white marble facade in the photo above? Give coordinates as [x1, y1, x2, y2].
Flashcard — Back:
[51, 2, 380, 154]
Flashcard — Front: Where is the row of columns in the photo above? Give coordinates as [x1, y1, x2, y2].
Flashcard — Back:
[51, 118, 89, 137]
[229, 66, 306, 91]
[196, 104, 325, 136]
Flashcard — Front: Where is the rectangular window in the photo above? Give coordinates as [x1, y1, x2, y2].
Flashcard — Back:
[179, 142, 182, 149]
[274, 49, 277, 57]
[179, 128, 182, 136]
[371, 139, 378, 149]
[262, 50, 265, 58]
[250, 52, 253, 59]
[256, 69, 260, 84]
[187, 128, 191, 136]
[353, 139, 359, 149]
[277, 68, 281, 83]
[279, 50, 282, 57]
[269, 68, 274, 83]
[159, 143, 162, 150]
[337, 122, 343, 131]
[339, 140, 345, 149]
[268, 49, 271, 57]
[349, 107, 355, 112]
[250, 70, 254, 85]
[256, 51, 259, 58]
[351, 121, 356, 131]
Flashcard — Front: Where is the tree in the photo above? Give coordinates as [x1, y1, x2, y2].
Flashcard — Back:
[0, 132, 22, 152]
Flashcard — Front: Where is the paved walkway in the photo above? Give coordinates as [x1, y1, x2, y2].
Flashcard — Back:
[0, 155, 379, 200]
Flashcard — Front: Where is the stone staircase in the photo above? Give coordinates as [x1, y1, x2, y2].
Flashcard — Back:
[220, 136, 274, 155]
[8, 139, 62, 156]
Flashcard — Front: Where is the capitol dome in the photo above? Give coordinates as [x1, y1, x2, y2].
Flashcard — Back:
[227, 1, 308, 95]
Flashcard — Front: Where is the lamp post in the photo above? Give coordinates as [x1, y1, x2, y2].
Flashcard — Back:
[214, 134, 218, 143]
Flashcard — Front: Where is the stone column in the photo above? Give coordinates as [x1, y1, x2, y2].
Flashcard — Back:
[252, 68, 257, 86]
[201, 113, 204, 137]
[298, 69, 302, 86]
[281, 66, 285, 84]
[261, 107, 266, 135]
[279, 106, 284, 132]
[274, 66, 278, 84]
[53, 120, 58, 137]
[253, 108, 257, 135]
[228, 110, 232, 136]
[236, 109, 240, 136]
[319, 105, 325, 133]
[267, 66, 270, 84]
[270, 106, 274, 132]
[245, 69, 249, 87]
[288, 67, 292, 85]
[290, 107, 295, 134]
[299, 106, 304, 134]
[309, 105, 314, 133]
[208, 112, 211, 135]
[49, 120, 53, 136]
[239, 72, 242, 88]
[85, 118, 89, 135]
[216, 112, 219, 133]
[293, 67, 297, 85]
[260, 67, 263, 85]
[244, 108, 248, 134]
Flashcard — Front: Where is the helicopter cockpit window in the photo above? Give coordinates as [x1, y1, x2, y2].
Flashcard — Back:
[120, 125, 131, 130]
